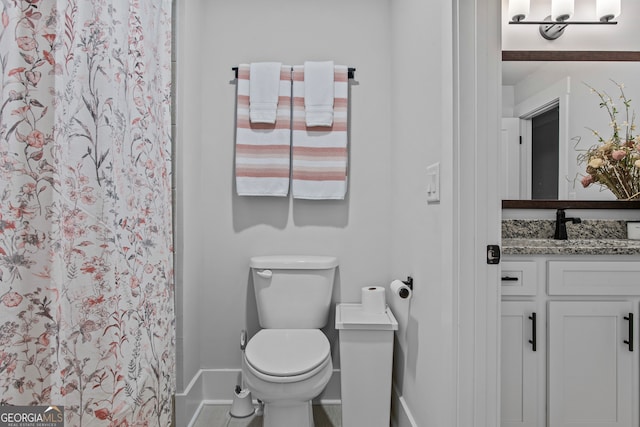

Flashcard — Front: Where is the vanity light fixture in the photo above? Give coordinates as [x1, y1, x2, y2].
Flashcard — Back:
[508, 0, 530, 22]
[551, 0, 573, 21]
[509, 0, 619, 40]
[597, 0, 621, 22]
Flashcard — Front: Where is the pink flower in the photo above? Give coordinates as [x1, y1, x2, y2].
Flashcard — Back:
[43, 50, 55, 65]
[86, 295, 105, 307]
[38, 333, 49, 347]
[26, 130, 45, 148]
[61, 210, 87, 239]
[581, 174, 594, 188]
[16, 36, 37, 51]
[144, 264, 154, 274]
[21, 182, 36, 195]
[612, 149, 627, 161]
[81, 264, 97, 274]
[25, 70, 41, 86]
[9, 90, 23, 101]
[81, 192, 96, 205]
[8, 202, 35, 219]
[8, 67, 25, 77]
[2, 291, 23, 307]
[42, 34, 56, 45]
[17, 231, 44, 249]
[60, 381, 77, 396]
[130, 276, 140, 289]
[94, 408, 110, 421]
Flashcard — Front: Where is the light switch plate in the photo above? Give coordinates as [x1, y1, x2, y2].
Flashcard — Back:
[426, 162, 440, 203]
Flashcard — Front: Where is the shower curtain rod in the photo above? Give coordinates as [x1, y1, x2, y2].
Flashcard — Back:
[232, 66, 356, 79]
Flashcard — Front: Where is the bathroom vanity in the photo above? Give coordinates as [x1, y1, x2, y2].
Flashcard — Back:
[501, 221, 640, 427]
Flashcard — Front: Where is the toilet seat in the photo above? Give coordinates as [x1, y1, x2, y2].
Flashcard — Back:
[245, 329, 331, 383]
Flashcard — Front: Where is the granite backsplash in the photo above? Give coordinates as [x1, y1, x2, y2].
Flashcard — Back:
[502, 219, 629, 240]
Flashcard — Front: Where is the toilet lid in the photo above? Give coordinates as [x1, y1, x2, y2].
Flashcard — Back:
[245, 329, 330, 377]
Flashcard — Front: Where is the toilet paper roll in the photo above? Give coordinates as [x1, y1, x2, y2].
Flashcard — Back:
[390, 279, 412, 300]
[361, 286, 386, 313]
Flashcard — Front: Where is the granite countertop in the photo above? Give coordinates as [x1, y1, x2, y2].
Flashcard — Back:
[502, 220, 640, 255]
[503, 237, 640, 255]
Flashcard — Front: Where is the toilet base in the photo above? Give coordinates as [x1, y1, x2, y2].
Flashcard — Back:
[263, 400, 314, 427]
[242, 352, 333, 427]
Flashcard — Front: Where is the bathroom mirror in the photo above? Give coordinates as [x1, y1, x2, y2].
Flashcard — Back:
[501, 51, 640, 207]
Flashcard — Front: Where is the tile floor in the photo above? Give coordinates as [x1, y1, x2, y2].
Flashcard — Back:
[192, 404, 342, 427]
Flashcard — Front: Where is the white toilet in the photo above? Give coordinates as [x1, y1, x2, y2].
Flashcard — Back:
[243, 255, 338, 427]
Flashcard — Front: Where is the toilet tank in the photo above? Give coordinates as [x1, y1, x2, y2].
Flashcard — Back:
[250, 255, 338, 329]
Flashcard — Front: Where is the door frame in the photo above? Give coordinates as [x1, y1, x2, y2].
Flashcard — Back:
[453, 0, 502, 425]
[513, 77, 571, 199]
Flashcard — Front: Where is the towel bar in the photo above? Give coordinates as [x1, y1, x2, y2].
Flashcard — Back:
[232, 66, 356, 80]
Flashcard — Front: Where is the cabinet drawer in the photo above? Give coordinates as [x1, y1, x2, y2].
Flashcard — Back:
[548, 261, 640, 295]
[501, 261, 538, 296]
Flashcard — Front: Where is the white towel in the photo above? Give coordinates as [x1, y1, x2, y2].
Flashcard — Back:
[249, 62, 282, 124]
[292, 65, 349, 200]
[304, 61, 335, 127]
[236, 64, 292, 196]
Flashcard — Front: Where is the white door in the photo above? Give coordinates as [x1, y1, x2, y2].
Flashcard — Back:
[548, 301, 637, 427]
[501, 301, 539, 427]
[500, 118, 520, 199]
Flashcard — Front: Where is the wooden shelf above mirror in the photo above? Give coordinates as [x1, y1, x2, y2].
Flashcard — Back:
[502, 200, 640, 209]
[502, 51, 640, 62]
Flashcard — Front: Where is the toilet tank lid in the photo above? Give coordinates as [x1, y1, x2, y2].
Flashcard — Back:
[250, 255, 338, 270]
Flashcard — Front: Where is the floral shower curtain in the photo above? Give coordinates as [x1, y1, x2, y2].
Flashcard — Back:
[0, 0, 174, 425]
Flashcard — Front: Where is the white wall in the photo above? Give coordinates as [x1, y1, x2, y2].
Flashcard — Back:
[175, 0, 205, 393]
[389, 0, 455, 425]
[191, 0, 393, 374]
[502, 0, 640, 50]
[176, 1, 492, 426]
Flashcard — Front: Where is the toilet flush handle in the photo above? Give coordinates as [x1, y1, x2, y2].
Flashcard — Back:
[256, 269, 272, 279]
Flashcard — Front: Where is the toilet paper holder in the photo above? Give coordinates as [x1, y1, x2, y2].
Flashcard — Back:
[402, 276, 413, 290]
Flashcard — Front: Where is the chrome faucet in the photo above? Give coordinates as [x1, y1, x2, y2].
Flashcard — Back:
[554, 209, 581, 240]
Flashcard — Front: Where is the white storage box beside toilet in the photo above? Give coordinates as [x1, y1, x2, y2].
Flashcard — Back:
[335, 303, 398, 427]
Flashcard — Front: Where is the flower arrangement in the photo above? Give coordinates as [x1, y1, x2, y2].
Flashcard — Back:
[578, 81, 640, 200]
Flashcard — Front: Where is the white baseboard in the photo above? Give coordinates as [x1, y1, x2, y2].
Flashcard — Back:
[174, 372, 203, 427]
[391, 385, 419, 427]
[177, 370, 412, 426]
[175, 368, 341, 426]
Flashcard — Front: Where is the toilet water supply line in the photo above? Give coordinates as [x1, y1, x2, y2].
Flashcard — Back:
[236, 330, 264, 416]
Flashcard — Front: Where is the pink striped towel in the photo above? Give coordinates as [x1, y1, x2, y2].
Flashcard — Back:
[292, 65, 349, 200]
[235, 64, 292, 196]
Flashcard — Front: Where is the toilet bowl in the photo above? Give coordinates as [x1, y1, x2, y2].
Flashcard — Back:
[242, 329, 333, 427]
[243, 255, 338, 427]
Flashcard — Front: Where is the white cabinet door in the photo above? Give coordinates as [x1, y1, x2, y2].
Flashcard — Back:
[501, 301, 539, 427]
[548, 301, 637, 427]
